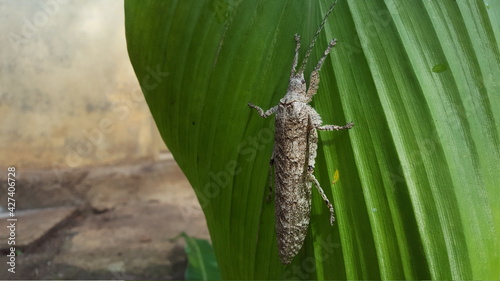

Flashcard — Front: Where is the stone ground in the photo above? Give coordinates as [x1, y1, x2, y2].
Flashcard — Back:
[0, 153, 209, 280]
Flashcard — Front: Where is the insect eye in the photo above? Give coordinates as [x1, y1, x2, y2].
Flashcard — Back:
[301, 79, 306, 84]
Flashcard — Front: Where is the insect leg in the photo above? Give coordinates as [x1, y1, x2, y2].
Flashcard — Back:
[314, 39, 337, 72]
[290, 34, 301, 77]
[306, 39, 337, 99]
[307, 115, 335, 225]
[309, 172, 336, 225]
[317, 122, 354, 131]
[247, 103, 278, 118]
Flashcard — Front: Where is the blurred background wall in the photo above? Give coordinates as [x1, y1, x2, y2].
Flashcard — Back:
[0, 2, 210, 279]
[0, 0, 167, 171]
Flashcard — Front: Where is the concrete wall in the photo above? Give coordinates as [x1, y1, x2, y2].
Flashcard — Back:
[0, 0, 167, 171]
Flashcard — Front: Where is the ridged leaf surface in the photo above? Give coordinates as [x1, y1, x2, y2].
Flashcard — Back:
[125, 0, 500, 279]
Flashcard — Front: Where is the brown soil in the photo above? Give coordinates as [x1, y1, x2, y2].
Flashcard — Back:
[0, 154, 209, 280]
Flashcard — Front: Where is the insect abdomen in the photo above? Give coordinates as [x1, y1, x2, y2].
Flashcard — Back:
[274, 104, 312, 264]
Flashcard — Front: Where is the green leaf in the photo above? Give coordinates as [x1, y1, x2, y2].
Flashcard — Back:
[181, 233, 221, 281]
[125, 0, 500, 279]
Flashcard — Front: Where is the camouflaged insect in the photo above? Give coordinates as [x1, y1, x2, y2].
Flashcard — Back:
[248, 0, 353, 264]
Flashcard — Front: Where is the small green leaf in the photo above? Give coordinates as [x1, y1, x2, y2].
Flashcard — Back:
[181, 233, 221, 281]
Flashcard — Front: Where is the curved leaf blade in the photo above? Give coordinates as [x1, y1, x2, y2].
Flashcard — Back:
[125, 0, 500, 279]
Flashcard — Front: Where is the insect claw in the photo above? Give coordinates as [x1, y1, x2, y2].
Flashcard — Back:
[330, 215, 335, 225]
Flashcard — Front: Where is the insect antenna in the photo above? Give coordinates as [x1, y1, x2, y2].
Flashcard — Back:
[298, 0, 339, 74]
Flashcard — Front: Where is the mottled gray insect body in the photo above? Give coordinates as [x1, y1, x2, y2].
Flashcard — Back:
[248, 1, 353, 265]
